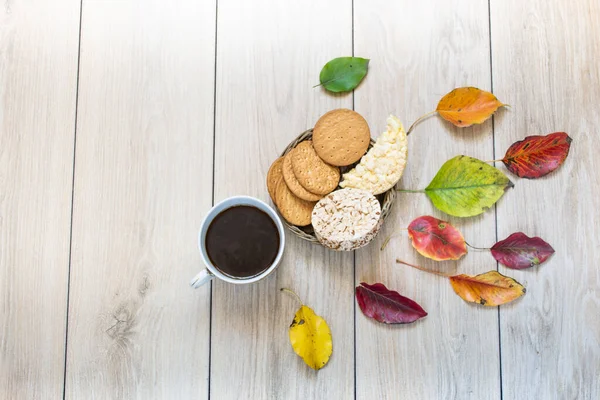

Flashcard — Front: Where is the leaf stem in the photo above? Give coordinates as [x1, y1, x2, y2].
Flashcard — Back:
[396, 189, 425, 194]
[396, 259, 451, 277]
[314, 77, 338, 88]
[380, 229, 408, 251]
[280, 288, 303, 305]
[465, 241, 491, 251]
[483, 158, 504, 163]
[406, 111, 437, 136]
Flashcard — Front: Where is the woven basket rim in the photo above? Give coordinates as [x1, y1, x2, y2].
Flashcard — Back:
[277, 129, 397, 246]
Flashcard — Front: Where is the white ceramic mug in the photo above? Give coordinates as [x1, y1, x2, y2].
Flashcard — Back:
[190, 196, 286, 288]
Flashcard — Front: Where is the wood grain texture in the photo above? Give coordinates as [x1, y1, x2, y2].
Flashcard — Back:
[0, 1, 80, 398]
[354, 1, 501, 399]
[3, 0, 599, 398]
[65, 1, 215, 398]
[211, 0, 354, 398]
[491, 0, 600, 398]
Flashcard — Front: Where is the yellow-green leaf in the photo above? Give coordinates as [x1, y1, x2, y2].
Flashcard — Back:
[425, 155, 513, 217]
[289, 305, 332, 370]
[436, 87, 506, 127]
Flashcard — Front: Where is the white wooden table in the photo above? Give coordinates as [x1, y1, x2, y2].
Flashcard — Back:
[1, 0, 599, 398]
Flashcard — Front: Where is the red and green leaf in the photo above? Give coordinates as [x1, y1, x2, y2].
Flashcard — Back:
[355, 282, 427, 324]
[502, 132, 572, 178]
[491, 232, 554, 269]
[407, 216, 467, 261]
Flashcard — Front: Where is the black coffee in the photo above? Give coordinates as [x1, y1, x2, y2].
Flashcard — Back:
[205, 205, 280, 279]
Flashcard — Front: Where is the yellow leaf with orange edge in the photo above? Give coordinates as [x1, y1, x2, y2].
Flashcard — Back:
[449, 270, 525, 306]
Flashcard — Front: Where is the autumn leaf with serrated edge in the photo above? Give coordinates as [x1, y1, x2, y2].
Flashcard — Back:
[281, 288, 332, 370]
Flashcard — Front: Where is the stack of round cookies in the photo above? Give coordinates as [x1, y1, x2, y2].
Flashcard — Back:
[267, 109, 370, 226]
[267, 109, 408, 251]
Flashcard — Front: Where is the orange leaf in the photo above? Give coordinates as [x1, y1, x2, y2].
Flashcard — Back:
[436, 87, 506, 128]
[449, 271, 525, 306]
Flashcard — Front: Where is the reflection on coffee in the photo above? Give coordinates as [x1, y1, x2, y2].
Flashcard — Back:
[205, 205, 280, 278]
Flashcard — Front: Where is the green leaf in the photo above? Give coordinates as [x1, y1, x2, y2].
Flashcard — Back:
[317, 57, 369, 93]
[425, 156, 514, 217]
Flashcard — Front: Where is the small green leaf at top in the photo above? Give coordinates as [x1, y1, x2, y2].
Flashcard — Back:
[425, 155, 513, 217]
[316, 57, 369, 93]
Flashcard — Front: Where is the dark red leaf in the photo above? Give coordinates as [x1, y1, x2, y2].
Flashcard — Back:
[491, 232, 555, 269]
[355, 282, 427, 324]
[502, 132, 572, 178]
[407, 216, 467, 261]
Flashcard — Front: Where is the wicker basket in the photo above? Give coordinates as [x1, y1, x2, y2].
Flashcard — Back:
[279, 129, 397, 244]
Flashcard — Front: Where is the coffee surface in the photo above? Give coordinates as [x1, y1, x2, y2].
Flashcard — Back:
[206, 205, 280, 278]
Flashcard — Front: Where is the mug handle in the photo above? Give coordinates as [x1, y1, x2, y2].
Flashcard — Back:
[190, 268, 214, 288]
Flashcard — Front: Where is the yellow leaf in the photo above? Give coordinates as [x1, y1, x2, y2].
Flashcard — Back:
[449, 270, 526, 306]
[436, 87, 506, 128]
[288, 305, 332, 370]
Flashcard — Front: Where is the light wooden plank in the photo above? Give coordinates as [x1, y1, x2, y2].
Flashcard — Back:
[354, 1, 501, 398]
[211, 0, 354, 398]
[0, 0, 80, 398]
[491, 1, 600, 398]
[65, 1, 215, 398]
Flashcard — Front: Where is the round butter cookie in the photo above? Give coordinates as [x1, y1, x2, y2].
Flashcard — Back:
[313, 109, 370, 166]
[275, 179, 316, 226]
[266, 157, 284, 203]
[291, 141, 340, 195]
[282, 150, 323, 202]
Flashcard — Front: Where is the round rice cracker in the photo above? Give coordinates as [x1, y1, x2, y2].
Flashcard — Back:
[313, 109, 371, 166]
[266, 157, 285, 203]
[274, 179, 316, 226]
[311, 188, 382, 251]
[291, 141, 340, 195]
[282, 150, 323, 202]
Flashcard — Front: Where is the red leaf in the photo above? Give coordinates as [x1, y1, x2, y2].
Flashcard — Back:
[491, 232, 555, 269]
[355, 282, 427, 324]
[502, 132, 572, 178]
[407, 216, 467, 261]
